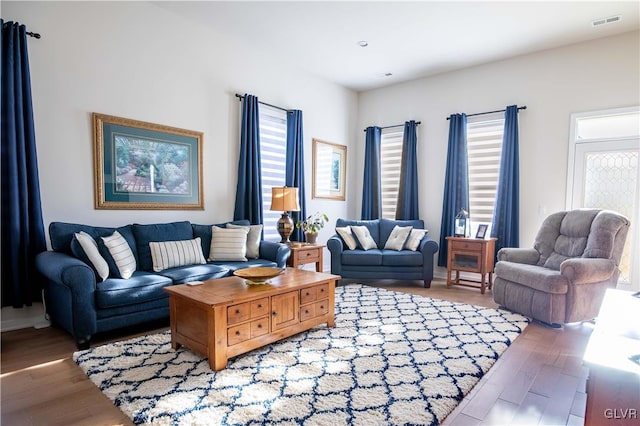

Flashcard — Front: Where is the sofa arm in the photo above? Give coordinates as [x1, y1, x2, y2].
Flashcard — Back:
[560, 258, 617, 285]
[259, 241, 291, 268]
[327, 235, 344, 275]
[35, 251, 98, 344]
[497, 247, 539, 264]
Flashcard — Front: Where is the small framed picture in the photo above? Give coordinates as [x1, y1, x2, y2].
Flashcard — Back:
[475, 224, 488, 239]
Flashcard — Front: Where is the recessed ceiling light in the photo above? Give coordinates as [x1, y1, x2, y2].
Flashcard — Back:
[358, 41, 369, 48]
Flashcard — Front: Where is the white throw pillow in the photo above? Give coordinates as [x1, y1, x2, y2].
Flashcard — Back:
[226, 223, 263, 259]
[335, 226, 358, 250]
[101, 231, 136, 279]
[209, 226, 249, 261]
[149, 238, 206, 272]
[351, 226, 378, 250]
[74, 231, 109, 281]
[405, 229, 428, 251]
[384, 225, 413, 251]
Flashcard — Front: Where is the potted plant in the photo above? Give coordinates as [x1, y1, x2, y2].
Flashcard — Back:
[296, 212, 329, 244]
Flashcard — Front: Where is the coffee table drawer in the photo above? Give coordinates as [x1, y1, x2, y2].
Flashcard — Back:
[227, 303, 251, 325]
[301, 283, 329, 304]
[251, 298, 269, 318]
[250, 318, 269, 338]
[228, 323, 250, 346]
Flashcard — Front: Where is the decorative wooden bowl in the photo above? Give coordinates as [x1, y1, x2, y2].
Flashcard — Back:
[234, 267, 284, 284]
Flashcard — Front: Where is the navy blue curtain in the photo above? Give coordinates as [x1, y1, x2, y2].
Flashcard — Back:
[1, 21, 46, 307]
[395, 120, 419, 220]
[361, 126, 382, 220]
[438, 114, 469, 267]
[286, 110, 306, 242]
[233, 94, 263, 225]
[491, 105, 520, 255]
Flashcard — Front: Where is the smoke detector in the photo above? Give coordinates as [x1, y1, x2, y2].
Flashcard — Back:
[592, 15, 621, 27]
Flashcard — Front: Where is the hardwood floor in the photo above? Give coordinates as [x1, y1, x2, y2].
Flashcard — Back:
[1, 279, 592, 425]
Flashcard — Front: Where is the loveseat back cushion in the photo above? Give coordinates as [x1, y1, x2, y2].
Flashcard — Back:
[534, 210, 598, 270]
[192, 220, 250, 259]
[583, 210, 630, 262]
[379, 218, 424, 249]
[95, 271, 173, 309]
[336, 219, 380, 246]
[132, 221, 193, 271]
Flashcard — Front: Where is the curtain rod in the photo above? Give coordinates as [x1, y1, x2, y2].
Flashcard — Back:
[446, 105, 527, 120]
[362, 121, 421, 132]
[235, 93, 290, 113]
[27, 31, 41, 39]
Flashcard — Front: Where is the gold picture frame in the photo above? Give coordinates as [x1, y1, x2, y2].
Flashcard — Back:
[312, 139, 346, 201]
[93, 113, 204, 210]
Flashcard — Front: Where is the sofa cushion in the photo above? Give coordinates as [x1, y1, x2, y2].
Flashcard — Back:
[71, 231, 110, 281]
[379, 218, 425, 249]
[341, 249, 383, 266]
[383, 225, 413, 251]
[157, 264, 229, 284]
[209, 226, 249, 261]
[382, 250, 423, 266]
[132, 221, 193, 272]
[149, 238, 206, 272]
[95, 271, 173, 309]
[49, 222, 137, 260]
[495, 261, 569, 294]
[336, 219, 380, 246]
[352, 226, 378, 250]
[99, 231, 137, 279]
[226, 223, 263, 259]
[335, 226, 358, 250]
[209, 259, 278, 272]
[192, 220, 251, 259]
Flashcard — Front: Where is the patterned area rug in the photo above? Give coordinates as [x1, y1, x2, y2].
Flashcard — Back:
[74, 284, 529, 425]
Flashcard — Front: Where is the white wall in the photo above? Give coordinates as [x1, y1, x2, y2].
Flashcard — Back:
[3, 1, 357, 252]
[357, 31, 640, 261]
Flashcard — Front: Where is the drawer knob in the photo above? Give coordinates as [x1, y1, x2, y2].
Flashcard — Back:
[305, 310, 309, 314]
[235, 331, 240, 336]
[258, 324, 262, 329]
[235, 309, 240, 314]
[272, 311, 277, 316]
[306, 292, 310, 296]
[320, 289, 324, 293]
[257, 304, 262, 308]
[320, 305, 324, 309]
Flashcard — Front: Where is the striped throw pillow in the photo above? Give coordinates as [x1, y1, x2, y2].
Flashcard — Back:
[101, 231, 136, 279]
[149, 238, 206, 272]
[74, 231, 110, 281]
[209, 226, 249, 261]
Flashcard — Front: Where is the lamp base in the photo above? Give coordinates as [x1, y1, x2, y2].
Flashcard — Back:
[276, 212, 294, 244]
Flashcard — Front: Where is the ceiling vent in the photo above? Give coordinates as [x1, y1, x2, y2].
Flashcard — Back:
[592, 15, 622, 27]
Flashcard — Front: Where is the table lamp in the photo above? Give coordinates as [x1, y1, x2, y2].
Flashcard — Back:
[270, 186, 300, 244]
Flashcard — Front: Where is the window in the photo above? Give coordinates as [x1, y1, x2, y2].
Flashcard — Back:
[466, 118, 505, 228]
[380, 128, 403, 219]
[258, 105, 287, 241]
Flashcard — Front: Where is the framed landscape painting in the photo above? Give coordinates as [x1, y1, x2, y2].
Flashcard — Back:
[312, 139, 346, 201]
[93, 113, 204, 210]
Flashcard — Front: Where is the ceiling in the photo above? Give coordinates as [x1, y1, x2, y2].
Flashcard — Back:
[155, 1, 640, 92]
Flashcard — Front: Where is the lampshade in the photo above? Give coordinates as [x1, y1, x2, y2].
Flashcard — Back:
[270, 187, 300, 212]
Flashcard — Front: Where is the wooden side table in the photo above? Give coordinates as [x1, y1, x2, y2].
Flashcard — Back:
[287, 244, 324, 272]
[446, 237, 497, 294]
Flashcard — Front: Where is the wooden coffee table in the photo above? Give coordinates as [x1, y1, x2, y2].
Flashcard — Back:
[163, 268, 340, 371]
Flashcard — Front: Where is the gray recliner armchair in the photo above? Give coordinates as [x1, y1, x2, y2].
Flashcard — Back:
[493, 209, 630, 325]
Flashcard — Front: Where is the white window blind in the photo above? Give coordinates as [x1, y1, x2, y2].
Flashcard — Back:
[467, 118, 504, 226]
[380, 128, 404, 219]
[258, 105, 287, 241]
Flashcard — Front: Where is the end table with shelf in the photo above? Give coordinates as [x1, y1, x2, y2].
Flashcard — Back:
[446, 237, 497, 294]
[287, 244, 325, 272]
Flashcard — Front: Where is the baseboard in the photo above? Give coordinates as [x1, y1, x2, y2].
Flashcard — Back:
[1, 303, 51, 332]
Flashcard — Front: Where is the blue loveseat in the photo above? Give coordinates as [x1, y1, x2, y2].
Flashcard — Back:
[35, 220, 290, 348]
[327, 218, 438, 288]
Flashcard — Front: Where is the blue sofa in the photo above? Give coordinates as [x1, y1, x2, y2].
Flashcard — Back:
[35, 220, 290, 349]
[327, 218, 439, 288]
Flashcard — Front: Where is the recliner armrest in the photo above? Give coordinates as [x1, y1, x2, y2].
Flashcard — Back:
[497, 247, 539, 264]
[560, 258, 617, 285]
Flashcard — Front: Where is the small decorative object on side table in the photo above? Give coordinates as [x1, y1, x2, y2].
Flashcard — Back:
[446, 236, 497, 294]
[287, 243, 325, 272]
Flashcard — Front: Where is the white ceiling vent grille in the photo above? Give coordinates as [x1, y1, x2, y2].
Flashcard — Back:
[592, 15, 622, 27]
